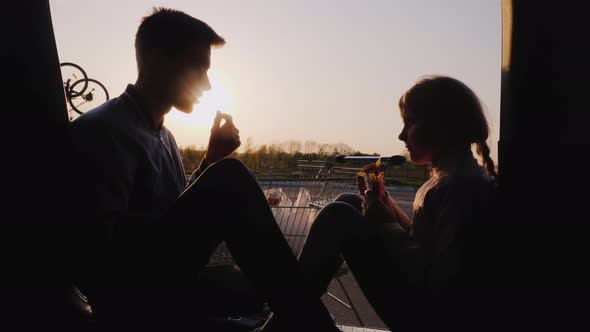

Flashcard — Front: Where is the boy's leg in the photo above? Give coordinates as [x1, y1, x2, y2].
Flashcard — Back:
[153, 158, 338, 331]
[194, 264, 265, 317]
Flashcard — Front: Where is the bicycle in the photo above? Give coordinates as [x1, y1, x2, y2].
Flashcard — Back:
[60, 62, 110, 121]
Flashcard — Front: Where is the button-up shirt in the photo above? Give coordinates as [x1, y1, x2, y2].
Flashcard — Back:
[68, 84, 188, 241]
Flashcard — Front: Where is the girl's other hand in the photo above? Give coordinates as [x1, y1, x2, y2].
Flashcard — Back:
[362, 190, 412, 231]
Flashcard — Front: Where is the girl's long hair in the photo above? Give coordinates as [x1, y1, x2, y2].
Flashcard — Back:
[399, 75, 496, 212]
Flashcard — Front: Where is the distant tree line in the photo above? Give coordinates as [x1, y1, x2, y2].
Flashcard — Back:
[179, 138, 430, 187]
[179, 138, 378, 174]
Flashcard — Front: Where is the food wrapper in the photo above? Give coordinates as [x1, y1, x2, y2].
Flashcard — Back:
[265, 188, 285, 207]
[356, 159, 385, 199]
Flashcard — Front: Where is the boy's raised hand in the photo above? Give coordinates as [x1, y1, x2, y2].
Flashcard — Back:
[205, 111, 241, 163]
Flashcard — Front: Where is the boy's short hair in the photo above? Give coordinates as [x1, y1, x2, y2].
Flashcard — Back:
[135, 7, 225, 71]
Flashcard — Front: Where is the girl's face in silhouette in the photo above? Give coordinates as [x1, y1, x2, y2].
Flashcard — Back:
[398, 109, 439, 165]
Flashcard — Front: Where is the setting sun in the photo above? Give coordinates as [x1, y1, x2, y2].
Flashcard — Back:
[166, 70, 234, 130]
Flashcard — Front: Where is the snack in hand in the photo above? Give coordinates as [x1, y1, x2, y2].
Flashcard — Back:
[356, 171, 369, 195]
[357, 159, 385, 199]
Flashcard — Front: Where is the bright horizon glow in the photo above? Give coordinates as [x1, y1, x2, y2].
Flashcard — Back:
[50, 0, 501, 162]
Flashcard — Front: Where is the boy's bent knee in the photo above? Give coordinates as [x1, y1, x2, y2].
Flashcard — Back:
[207, 158, 256, 181]
[211, 158, 251, 173]
[214, 157, 244, 169]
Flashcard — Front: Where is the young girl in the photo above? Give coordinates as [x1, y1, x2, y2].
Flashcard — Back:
[262, 75, 500, 332]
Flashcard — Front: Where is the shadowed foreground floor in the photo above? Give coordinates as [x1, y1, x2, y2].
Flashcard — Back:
[337, 325, 390, 332]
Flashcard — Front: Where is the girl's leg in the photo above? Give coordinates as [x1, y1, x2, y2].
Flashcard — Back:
[296, 196, 421, 331]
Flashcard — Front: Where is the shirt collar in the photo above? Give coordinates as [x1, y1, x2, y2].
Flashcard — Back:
[122, 84, 163, 134]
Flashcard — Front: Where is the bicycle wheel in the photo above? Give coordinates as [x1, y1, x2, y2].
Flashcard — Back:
[60, 62, 88, 98]
[68, 78, 110, 116]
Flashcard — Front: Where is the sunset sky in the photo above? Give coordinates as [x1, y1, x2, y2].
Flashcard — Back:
[50, 0, 501, 162]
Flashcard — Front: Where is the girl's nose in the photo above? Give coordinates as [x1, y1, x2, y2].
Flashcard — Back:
[398, 128, 406, 142]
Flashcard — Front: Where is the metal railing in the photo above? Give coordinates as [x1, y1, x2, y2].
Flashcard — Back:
[209, 155, 406, 262]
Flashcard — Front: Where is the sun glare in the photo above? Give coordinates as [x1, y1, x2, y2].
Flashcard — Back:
[166, 70, 234, 130]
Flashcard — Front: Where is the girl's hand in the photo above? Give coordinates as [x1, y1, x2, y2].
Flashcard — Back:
[356, 163, 376, 195]
[356, 162, 384, 197]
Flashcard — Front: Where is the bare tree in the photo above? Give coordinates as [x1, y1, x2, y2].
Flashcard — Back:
[333, 142, 354, 155]
[244, 137, 255, 153]
[317, 143, 330, 156]
[285, 140, 302, 155]
[304, 140, 318, 154]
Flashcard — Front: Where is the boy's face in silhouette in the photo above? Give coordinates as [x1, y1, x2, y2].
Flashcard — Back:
[168, 45, 212, 113]
[398, 109, 439, 165]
